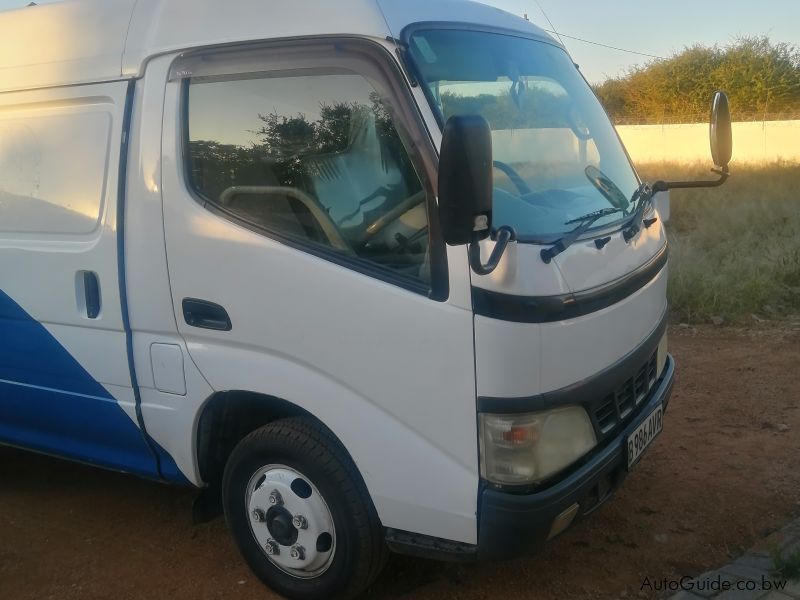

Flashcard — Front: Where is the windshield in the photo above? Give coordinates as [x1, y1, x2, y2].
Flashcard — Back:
[407, 29, 640, 242]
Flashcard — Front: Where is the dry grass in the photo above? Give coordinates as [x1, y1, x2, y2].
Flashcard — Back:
[636, 161, 800, 324]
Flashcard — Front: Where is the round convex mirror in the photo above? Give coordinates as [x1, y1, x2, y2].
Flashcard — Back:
[710, 91, 732, 168]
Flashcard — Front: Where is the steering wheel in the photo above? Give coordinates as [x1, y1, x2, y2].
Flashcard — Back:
[358, 189, 427, 245]
[219, 185, 355, 255]
[493, 160, 532, 196]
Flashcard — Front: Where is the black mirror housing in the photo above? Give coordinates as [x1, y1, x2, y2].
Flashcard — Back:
[710, 91, 732, 168]
[652, 91, 733, 193]
[438, 114, 493, 246]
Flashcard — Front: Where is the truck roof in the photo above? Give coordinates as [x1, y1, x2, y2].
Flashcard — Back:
[0, 0, 556, 93]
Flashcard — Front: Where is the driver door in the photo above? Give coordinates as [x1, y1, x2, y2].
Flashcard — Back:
[158, 41, 479, 543]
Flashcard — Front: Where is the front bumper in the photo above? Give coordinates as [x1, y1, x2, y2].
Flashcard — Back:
[476, 354, 675, 560]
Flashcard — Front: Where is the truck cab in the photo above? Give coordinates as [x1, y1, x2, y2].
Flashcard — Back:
[0, 0, 731, 597]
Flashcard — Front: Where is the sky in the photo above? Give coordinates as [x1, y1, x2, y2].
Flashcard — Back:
[1, 0, 799, 83]
[484, 0, 800, 82]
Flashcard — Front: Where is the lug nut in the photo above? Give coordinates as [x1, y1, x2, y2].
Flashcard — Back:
[290, 545, 306, 561]
[264, 539, 279, 556]
[292, 515, 308, 530]
[268, 490, 283, 506]
[252, 508, 266, 523]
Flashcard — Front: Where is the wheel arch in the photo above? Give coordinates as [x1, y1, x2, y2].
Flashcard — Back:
[196, 390, 315, 486]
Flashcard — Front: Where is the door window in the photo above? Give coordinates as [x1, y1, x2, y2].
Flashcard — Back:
[185, 68, 432, 285]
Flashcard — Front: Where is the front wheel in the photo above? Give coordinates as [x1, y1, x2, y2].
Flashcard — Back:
[222, 417, 387, 599]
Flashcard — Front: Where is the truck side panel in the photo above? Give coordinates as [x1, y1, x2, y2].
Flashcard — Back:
[123, 56, 215, 485]
[155, 45, 481, 544]
[0, 82, 163, 476]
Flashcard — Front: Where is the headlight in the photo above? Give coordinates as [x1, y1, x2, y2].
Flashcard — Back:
[479, 406, 597, 486]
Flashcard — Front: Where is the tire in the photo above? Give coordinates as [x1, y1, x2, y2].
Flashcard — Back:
[222, 417, 388, 599]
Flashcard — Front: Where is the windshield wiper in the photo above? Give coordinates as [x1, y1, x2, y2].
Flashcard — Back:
[539, 170, 663, 263]
[540, 207, 623, 264]
[622, 182, 658, 242]
[584, 165, 630, 210]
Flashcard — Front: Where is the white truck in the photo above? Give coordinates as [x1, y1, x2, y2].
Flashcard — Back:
[0, 0, 732, 597]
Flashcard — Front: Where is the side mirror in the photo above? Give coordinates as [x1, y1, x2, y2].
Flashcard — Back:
[652, 91, 732, 192]
[438, 114, 494, 245]
[438, 115, 516, 275]
[710, 91, 732, 168]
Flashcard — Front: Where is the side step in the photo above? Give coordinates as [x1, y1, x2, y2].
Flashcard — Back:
[385, 528, 478, 562]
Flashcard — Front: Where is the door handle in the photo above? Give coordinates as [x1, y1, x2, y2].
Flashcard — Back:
[79, 271, 101, 319]
[182, 298, 232, 331]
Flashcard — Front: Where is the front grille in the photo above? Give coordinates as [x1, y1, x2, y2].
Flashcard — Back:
[593, 352, 658, 435]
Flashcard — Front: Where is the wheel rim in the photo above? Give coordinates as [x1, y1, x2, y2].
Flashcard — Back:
[245, 464, 336, 579]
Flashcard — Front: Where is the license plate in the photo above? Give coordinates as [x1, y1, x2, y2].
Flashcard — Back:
[626, 405, 663, 469]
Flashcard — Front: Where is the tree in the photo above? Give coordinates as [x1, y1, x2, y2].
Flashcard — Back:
[593, 37, 800, 124]
[440, 87, 568, 130]
[188, 94, 419, 200]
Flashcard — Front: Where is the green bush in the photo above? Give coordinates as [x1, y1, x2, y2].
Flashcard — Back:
[636, 162, 800, 323]
[772, 545, 800, 581]
[594, 37, 800, 124]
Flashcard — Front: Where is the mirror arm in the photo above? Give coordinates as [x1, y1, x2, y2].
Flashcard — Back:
[469, 226, 516, 276]
[652, 166, 729, 192]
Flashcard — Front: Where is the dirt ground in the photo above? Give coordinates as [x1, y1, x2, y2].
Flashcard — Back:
[2, 324, 799, 600]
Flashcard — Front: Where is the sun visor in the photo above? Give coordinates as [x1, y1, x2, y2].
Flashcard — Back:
[376, 0, 557, 47]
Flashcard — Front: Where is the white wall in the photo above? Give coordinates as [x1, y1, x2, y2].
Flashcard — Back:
[616, 120, 800, 165]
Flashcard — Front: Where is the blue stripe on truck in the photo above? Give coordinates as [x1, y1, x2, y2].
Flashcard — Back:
[0, 288, 186, 483]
